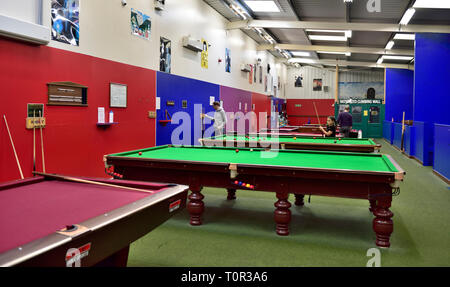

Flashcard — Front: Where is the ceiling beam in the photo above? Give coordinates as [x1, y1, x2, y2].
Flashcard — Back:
[258, 44, 414, 56]
[284, 59, 414, 70]
[227, 20, 450, 33]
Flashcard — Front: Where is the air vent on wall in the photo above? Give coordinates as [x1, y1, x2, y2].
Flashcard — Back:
[240, 64, 251, 73]
[182, 36, 203, 53]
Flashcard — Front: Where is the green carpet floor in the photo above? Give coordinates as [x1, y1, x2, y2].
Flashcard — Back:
[127, 139, 450, 267]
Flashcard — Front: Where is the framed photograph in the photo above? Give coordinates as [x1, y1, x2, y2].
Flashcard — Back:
[110, 83, 127, 108]
[313, 79, 323, 91]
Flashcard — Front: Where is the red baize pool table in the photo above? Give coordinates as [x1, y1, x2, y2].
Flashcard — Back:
[0, 174, 188, 267]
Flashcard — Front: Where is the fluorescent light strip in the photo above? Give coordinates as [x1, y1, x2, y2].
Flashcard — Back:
[382, 55, 414, 61]
[385, 41, 395, 50]
[393, 33, 415, 40]
[317, 51, 351, 56]
[309, 35, 348, 41]
[291, 51, 310, 57]
[377, 57, 383, 64]
[244, 1, 280, 12]
[413, 0, 450, 9]
[400, 8, 416, 25]
[305, 29, 352, 38]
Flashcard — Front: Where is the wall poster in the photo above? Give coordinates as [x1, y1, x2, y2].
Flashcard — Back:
[160, 37, 171, 73]
[51, 0, 80, 46]
[201, 38, 209, 69]
[131, 8, 151, 40]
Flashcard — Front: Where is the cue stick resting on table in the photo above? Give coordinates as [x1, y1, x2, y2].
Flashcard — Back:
[3, 115, 24, 179]
[33, 172, 157, 194]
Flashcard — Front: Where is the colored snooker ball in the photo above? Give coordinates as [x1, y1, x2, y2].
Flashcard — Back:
[138, 152, 142, 155]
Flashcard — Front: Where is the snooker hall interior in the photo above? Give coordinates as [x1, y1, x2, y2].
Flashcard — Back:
[0, 0, 449, 269]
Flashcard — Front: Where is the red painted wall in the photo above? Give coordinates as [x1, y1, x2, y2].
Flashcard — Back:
[251, 93, 271, 131]
[0, 38, 156, 183]
[286, 99, 335, 125]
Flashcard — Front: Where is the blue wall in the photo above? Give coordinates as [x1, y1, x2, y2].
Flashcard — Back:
[156, 72, 219, 146]
[414, 33, 450, 125]
[412, 33, 450, 166]
[385, 68, 414, 122]
[434, 124, 450, 181]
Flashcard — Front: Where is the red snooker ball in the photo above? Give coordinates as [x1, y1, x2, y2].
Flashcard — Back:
[235, 149, 239, 153]
[234, 181, 239, 185]
[138, 152, 142, 155]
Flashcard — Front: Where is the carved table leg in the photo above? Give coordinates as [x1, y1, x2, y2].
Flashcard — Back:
[294, 194, 305, 206]
[274, 192, 291, 236]
[227, 188, 237, 200]
[188, 186, 204, 226]
[369, 199, 377, 212]
[372, 197, 393, 248]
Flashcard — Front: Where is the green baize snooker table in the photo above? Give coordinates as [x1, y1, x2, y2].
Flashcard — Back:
[104, 145, 405, 248]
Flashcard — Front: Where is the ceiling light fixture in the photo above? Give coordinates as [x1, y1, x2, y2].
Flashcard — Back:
[308, 35, 348, 41]
[413, 0, 450, 9]
[393, 33, 415, 40]
[305, 29, 352, 39]
[400, 8, 416, 25]
[317, 51, 351, 56]
[382, 55, 414, 61]
[230, 3, 249, 20]
[291, 51, 310, 57]
[385, 41, 395, 50]
[244, 1, 280, 12]
[377, 57, 383, 65]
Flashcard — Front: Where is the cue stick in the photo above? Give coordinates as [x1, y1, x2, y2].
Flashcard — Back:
[400, 111, 405, 152]
[33, 172, 157, 194]
[3, 115, 24, 179]
[312, 102, 321, 125]
[39, 111, 46, 173]
[33, 110, 36, 172]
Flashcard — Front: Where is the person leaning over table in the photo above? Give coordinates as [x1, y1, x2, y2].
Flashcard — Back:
[201, 101, 227, 137]
[319, 116, 337, 137]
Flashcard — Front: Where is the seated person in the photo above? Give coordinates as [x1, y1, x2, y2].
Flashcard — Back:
[319, 116, 337, 137]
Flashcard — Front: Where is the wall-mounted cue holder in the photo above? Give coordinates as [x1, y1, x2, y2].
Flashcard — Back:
[26, 103, 46, 129]
[26, 117, 46, 129]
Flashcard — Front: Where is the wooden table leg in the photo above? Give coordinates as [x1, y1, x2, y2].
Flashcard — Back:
[274, 192, 291, 236]
[372, 197, 393, 248]
[227, 188, 237, 200]
[294, 194, 305, 206]
[369, 199, 377, 212]
[188, 185, 204, 226]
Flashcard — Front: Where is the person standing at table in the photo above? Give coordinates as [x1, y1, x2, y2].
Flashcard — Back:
[337, 106, 353, 138]
[201, 101, 227, 136]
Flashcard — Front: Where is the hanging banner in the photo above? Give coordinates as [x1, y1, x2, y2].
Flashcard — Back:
[201, 38, 209, 69]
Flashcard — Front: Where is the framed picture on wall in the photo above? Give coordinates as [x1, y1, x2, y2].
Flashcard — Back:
[110, 83, 127, 108]
[313, 79, 322, 91]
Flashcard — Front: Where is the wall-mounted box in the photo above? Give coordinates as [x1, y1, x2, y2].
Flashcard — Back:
[182, 36, 203, 53]
[26, 117, 46, 129]
[240, 64, 251, 73]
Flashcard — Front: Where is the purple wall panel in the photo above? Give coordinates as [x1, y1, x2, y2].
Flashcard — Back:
[220, 86, 252, 133]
